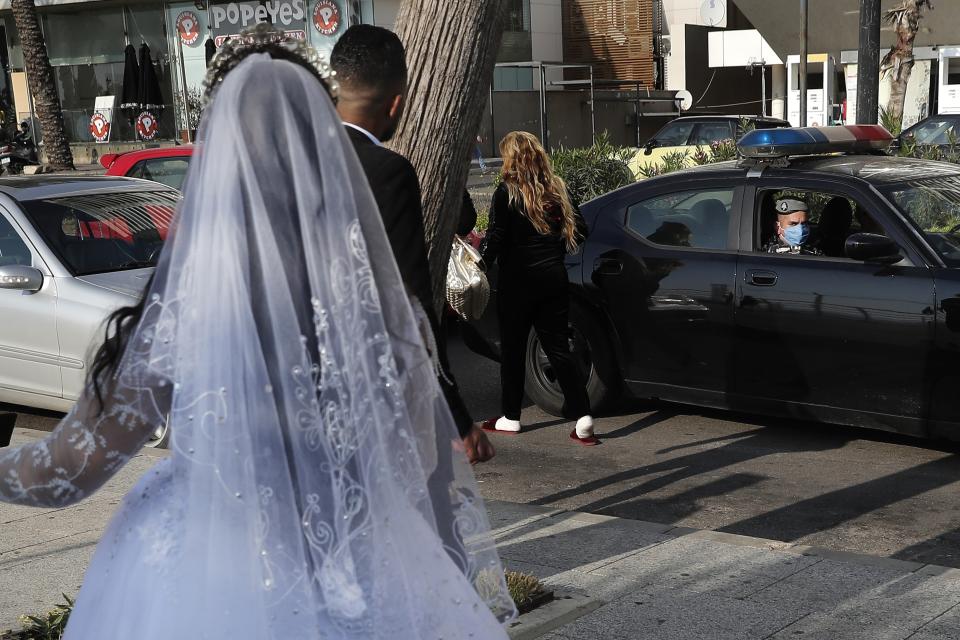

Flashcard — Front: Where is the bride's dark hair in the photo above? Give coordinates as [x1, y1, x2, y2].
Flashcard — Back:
[90, 26, 336, 407]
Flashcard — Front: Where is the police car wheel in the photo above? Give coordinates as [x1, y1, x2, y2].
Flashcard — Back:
[523, 305, 620, 417]
[143, 413, 171, 449]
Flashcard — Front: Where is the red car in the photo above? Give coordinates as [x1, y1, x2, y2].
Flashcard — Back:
[101, 145, 194, 190]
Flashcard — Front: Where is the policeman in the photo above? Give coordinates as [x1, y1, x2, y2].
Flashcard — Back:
[763, 198, 822, 255]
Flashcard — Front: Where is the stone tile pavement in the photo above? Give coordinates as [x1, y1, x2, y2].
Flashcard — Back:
[2, 427, 960, 639]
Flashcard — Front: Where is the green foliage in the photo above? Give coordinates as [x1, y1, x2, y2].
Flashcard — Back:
[636, 150, 690, 178]
[895, 129, 960, 164]
[475, 208, 489, 233]
[709, 138, 738, 162]
[2, 594, 73, 640]
[738, 116, 756, 137]
[550, 131, 635, 203]
[880, 107, 903, 137]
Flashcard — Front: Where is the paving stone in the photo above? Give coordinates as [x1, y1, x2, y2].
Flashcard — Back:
[908, 604, 960, 640]
[591, 534, 821, 600]
[485, 500, 563, 535]
[552, 588, 805, 640]
[0, 530, 98, 630]
[765, 572, 960, 640]
[495, 511, 671, 572]
[747, 558, 923, 618]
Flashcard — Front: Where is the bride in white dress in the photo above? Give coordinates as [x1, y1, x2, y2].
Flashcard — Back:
[0, 30, 515, 639]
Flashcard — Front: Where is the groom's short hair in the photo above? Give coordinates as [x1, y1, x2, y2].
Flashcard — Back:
[330, 25, 407, 98]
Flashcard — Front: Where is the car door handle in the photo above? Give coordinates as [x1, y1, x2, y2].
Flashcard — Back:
[595, 258, 623, 275]
[746, 269, 778, 286]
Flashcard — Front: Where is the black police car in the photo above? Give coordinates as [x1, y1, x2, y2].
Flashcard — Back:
[479, 125, 960, 442]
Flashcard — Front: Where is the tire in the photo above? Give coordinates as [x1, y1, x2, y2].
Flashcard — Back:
[523, 303, 621, 416]
[143, 413, 170, 449]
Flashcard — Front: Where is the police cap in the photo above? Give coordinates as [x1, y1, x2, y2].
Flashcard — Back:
[776, 198, 808, 214]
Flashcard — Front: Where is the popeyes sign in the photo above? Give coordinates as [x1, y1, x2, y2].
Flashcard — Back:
[176, 11, 202, 46]
[209, 0, 308, 33]
[313, 0, 340, 36]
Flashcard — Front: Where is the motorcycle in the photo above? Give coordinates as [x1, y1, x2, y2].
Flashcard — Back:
[0, 123, 39, 175]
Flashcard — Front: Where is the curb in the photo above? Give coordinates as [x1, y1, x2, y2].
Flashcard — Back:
[507, 592, 602, 640]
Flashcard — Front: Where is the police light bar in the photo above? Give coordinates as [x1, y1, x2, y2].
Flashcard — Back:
[737, 125, 893, 159]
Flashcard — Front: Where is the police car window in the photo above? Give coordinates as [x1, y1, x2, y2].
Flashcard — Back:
[653, 121, 695, 146]
[882, 175, 960, 266]
[755, 188, 880, 258]
[626, 188, 733, 249]
[0, 214, 31, 267]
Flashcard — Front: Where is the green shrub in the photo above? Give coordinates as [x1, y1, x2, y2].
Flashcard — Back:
[551, 132, 635, 203]
[636, 150, 690, 178]
[475, 208, 489, 233]
[2, 594, 73, 640]
[880, 107, 903, 137]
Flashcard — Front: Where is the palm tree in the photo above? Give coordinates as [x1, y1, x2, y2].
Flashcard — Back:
[881, 0, 933, 128]
[391, 0, 509, 315]
[10, 0, 74, 170]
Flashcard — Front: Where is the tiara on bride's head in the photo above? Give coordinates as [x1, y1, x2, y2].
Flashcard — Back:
[203, 23, 338, 103]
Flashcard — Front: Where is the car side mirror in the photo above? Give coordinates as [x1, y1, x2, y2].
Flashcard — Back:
[844, 232, 903, 264]
[0, 265, 43, 292]
[643, 140, 656, 155]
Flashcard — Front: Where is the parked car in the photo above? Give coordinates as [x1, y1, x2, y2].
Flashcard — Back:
[631, 115, 790, 177]
[473, 125, 960, 442]
[891, 113, 960, 151]
[0, 176, 179, 446]
[101, 145, 193, 190]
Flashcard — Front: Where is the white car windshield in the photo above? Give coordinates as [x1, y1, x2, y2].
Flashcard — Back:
[20, 191, 179, 276]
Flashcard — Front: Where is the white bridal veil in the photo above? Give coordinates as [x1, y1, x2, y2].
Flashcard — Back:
[0, 54, 515, 638]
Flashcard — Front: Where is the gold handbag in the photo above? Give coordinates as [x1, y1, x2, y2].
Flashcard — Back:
[445, 235, 490, 320]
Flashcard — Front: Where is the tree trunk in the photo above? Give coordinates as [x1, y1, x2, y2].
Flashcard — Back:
[10, 0, 74, 170]
[391, 0, 509, 317]
[883, 0, 931, 125]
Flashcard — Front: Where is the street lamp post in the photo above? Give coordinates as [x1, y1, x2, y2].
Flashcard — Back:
[799, 0, 808, 126]
[857, 0, 882, 124]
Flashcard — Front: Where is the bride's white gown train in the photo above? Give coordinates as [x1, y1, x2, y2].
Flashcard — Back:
[0, 53, 515, 639]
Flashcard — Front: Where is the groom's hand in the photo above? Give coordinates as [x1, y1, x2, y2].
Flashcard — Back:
[462, 424, 495, 465]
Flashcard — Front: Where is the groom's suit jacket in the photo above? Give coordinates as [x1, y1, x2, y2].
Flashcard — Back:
[345, 126, 473, 438]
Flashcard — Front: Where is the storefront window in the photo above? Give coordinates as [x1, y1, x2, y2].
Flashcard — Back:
[43, 8, 126, 66]
[41, 5, 173, 143]
[54, 63, 175, 142]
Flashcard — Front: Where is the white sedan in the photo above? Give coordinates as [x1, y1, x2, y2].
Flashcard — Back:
[0, 177, 178, 446]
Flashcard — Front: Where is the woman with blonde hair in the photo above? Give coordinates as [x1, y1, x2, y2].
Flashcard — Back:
[481, 131, 598, 445]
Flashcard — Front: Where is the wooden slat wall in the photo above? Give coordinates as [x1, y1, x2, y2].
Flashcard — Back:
[562, 0, 655, 86]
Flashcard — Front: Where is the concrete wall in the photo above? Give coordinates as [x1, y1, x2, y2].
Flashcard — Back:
[683, 24, 771, 117]
[531, 0, 563, 89]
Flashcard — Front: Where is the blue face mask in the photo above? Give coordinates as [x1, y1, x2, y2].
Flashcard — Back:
[784, 223, 810, 246]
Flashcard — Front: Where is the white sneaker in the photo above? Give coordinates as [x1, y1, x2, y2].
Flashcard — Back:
[494, 417, 522, 433]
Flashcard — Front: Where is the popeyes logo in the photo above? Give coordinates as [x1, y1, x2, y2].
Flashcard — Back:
[313, 0, 340, 36]
[176, 11, 202, 46]
[89, 113, 110, 142]
[136, 112, 159, 140]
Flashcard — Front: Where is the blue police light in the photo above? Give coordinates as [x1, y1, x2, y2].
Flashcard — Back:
[737, 125, 894, 159]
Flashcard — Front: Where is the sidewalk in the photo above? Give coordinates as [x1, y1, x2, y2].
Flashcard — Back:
[2, 427, 960, 639]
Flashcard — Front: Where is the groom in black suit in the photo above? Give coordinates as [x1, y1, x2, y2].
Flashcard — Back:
[331, 25, 495, 464]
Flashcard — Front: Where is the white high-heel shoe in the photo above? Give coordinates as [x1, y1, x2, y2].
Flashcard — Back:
[569, 415, 600, 446]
